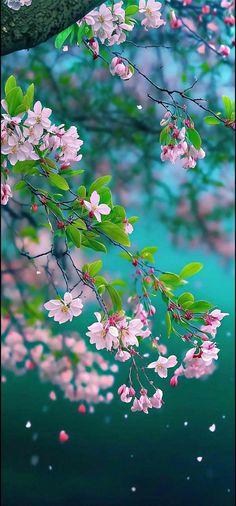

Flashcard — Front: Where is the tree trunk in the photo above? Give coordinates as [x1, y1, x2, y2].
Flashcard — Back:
[1, 0, 103, 56]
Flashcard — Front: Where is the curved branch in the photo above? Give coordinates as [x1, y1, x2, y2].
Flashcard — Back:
[1, 0, 103, 56]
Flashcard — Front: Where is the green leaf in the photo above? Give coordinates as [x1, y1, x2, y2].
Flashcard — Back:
[23, 83, 34, 110]
[141, 246, 158, 255]
[204, 116, 221, 125]
[178, 292, 194, 308]
[90, 175, 112, 194]
[94, 275, 107, 288]
[46, 201, 64, 219]
[110, 205, 126, 220]
[77, 185, 86, 198]
[72, 218, 87, 230]
[180, 262, 203, 278]
[187, 128, 202, 150]
[13, 160, 37, 174]
[159, 126, 170, 145]
[166, 311, 172, 338]
[125, 5, 139, 15]
[13, 180, 27, 191]
[48, 173, 69, 191]
[82, 237, 107, 253]
[4, 75, 17, 96]
[222, 95, 234, 118]
[88, 260, 103, 277]
[97, 221, 130, 247]
[106, 284, 123, 312]
[77, 23, 86, 46]
[98, 187, 113, 207]
[119, 252, 132, 262]
[66, 224, 81, 248]
[55, 25, 74, 49]
[159, 272, 182, 287]
[189, 300, 214, 313]
[128, 216, 139, 224]
[6, 86, 24, 116]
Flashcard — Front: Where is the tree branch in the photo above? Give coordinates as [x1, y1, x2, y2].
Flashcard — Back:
[1, 0, 103, 56]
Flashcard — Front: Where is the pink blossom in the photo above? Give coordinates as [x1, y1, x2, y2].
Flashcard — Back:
[25, 101, 52, 138]
[201, 341, 220, 364]
[219, 44, 231, 57]
[139, 0, 165, 30]
[131, 389, 152, 414]
[90, 4, 114, 43]
[118, 317, 148, 347]
[1, 183, 12, 205]
[201, 309, 229, 337]
[1, 131, 39, 165]
[44, 292, 83, 324]
[150, 388, 163, 408]
[115, 349, 131, 362]
[118, 384, 135, 403]
[170, 10, 182, 29]
[84, 191, 111, 222]
[123, 219, 134, 234]
[110, 57, 134, 80]
[86, 312, 119, 351]
[147, 354, 177, 378]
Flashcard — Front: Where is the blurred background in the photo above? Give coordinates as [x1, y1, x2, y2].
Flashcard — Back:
[1, 17, 235, 506]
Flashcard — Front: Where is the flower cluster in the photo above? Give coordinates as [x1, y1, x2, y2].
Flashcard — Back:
[160, 112, 206, 169]
[1, 316, 117, 408]
[118, 385, 163, 414]
[86, 310, 151, 353]
[1, 99, 83, 167]
[80, 0, 165, 49]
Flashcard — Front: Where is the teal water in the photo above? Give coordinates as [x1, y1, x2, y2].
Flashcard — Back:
[1, 215, 235, 506]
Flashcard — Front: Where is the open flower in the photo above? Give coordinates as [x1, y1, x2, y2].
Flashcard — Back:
[200, 341, 220, 365]
[86, 312, 119, 351]
[25, 100, 52, 138]
[84, 191, 111, 222]
[147, 355, 177, 378]
[139, 0, 165, 30]
[44, 292, 83, 324]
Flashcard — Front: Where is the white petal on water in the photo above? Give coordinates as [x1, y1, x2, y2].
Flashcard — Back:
[49, 465, 53, 471]
[131, 487, 136, 492]
[186, 476, 190, 481]
[184, 421, 188, 426]
[25, 421, 31, 429]
[124, 414, 128, 419]
[209, 424, 216, 432]
[137, 105, 142, 110]
[197, 456, 203, 462]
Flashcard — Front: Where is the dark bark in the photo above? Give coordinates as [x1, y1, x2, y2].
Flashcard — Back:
[1, 0, 103, 56]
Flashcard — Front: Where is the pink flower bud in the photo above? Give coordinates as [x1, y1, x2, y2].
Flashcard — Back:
[78, 404, 86, 414]
[170, 376, 178, 387]
[149, 305, 156, 316]
[59, 430, 69, 443]
[202, 5, 210, 14]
